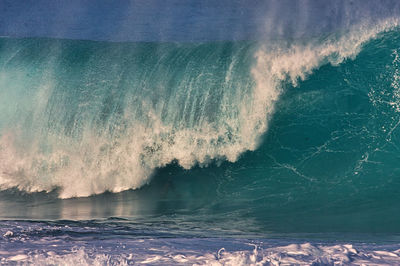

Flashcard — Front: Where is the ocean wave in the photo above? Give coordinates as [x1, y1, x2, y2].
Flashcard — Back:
[0, 20, 398, 198]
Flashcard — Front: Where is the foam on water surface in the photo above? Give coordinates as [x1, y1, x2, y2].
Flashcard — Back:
[2, 237, 400, 265]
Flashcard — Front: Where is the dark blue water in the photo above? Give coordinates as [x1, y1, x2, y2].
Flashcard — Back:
[1, 1, 400, 264]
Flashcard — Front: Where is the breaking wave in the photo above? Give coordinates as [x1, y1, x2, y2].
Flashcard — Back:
[0, 20, 398, 198]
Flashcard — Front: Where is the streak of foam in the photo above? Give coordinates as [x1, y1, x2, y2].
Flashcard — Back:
[0, 20, 398, 198]
[391, 49, 400, 111]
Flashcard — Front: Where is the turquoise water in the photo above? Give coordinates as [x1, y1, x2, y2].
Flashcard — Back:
[1, 22, 400, 264]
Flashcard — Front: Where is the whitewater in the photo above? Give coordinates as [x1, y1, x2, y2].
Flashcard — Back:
[1, 0, 400, 265]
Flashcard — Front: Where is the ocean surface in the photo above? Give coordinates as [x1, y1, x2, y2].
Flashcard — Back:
[1, 1, 400, 265]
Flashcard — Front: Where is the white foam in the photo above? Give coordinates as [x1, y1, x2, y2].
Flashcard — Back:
[3, 230, 13, 237]
[8, 254, 28, 261]
[5, 243, 400, 265]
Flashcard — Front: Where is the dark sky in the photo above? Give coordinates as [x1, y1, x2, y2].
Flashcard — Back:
[0, 0, 399, 42]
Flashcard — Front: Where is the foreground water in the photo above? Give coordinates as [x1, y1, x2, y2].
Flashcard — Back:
[1, 2, 400, 264]
[2, 221, 400, 265]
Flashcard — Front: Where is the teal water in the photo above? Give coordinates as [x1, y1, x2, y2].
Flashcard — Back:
[0, 25, 400, 238]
